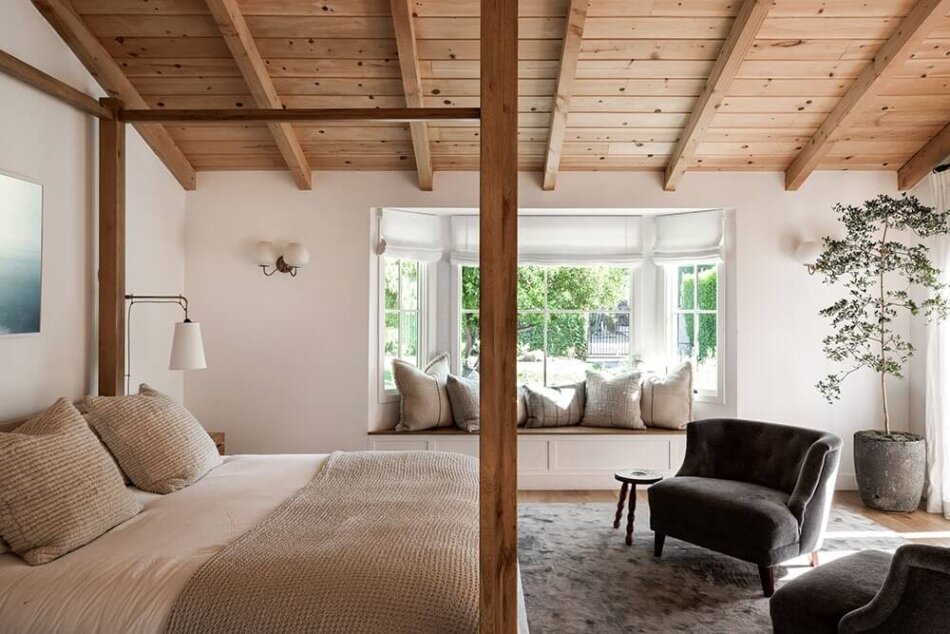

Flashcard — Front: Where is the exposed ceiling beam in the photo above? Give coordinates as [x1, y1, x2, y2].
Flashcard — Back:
[31, 0, 196, 191]
[390, 0, 433, 191]
[785, 0, 950, 191]
[663, 0, 771, 192]
[204, 0, 311, 191]
[898, 122, 950, 191]
[542, 0, 590, 191]
[0, 48, 111, 119]
[119, 107, 481, 124]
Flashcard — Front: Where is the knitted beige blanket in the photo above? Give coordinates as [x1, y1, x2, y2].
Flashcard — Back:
[165, 451, 479, 634]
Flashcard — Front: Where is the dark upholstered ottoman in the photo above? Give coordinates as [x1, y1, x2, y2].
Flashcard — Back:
[770, 550, 892, 634]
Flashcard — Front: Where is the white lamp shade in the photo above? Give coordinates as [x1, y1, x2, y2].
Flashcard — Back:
[255, 240, 277, 266]
[169, 321, 207, 370]
[794, 240, 823, 266]
[283, 242, 310, 267]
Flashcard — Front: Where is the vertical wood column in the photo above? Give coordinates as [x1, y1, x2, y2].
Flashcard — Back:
[98, 97, 126, 396]
[479, 0, 518, 631]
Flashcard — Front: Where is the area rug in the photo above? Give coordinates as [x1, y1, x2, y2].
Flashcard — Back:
[518, 503, 906, 633]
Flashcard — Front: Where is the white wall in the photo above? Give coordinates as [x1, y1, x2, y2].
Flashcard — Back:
[0, 2, 186, 419]
[184, 169, 909, 486]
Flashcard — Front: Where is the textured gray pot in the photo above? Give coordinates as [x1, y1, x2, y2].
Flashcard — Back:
[854, 431, 926, 512]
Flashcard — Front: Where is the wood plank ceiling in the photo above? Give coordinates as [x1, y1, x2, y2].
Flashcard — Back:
[64, 0, 950, 190]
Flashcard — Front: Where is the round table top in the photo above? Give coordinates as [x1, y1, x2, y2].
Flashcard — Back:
[614, 468, 664, 484]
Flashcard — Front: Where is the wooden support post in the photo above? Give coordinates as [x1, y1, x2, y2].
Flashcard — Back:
[98, 97, 126, 396]
[479, 0, 518, 631]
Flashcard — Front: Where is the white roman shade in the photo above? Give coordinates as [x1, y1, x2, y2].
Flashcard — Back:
[651, 209, 724, 263]
[450, 215, 644, 265]
[377, 209, 444, 262]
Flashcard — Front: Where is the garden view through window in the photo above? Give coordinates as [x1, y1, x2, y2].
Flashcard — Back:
[383, 258, 423, 391]
[459, 265, 633, 386]
[672, 263, 719, 395]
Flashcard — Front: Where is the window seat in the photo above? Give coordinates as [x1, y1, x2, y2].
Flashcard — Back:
[367, 426, 688, 489]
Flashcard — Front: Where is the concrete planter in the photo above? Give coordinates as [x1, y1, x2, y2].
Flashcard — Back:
[853, 430, 926, 512]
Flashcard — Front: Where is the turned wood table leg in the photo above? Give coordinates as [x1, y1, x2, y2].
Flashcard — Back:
[614, 482, 629, 529]
[625, 486, 637, 546]
[809, 551, 820, 568]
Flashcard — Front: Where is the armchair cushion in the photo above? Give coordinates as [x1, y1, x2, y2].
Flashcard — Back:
[649, 477, 800, 564]
[770, 550, 892, 634]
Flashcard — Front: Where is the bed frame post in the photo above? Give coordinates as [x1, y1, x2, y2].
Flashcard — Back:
[479, 0, 518, 631]
[98, 97, 126, 397]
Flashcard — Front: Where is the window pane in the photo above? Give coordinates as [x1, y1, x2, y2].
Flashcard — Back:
[384, 259, 399, 310]
[545, 312, 588, 386]
[383, 311, 399, 390]
[400, 260, 420, 310]
[399, 311, 419, 367]
[677, 265, 695, 310]
[461, 266, 479, 311]
[460, 312, 480, 376]
[675, 312, 695, 361]
[696, 313, 718, 392]
[547, 266, 631, 311]
[698, 264, 717, 310]
[517, 313, 545, 385]
[517, 265, 545, 310]
[587, 312, 630, 362]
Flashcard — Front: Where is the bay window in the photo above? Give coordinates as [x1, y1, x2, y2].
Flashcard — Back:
[381, 258, 426, 393]
[667, 261, 722, 400]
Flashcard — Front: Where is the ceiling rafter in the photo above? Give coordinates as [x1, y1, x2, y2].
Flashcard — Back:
[390, 0, 434, 191]
[663, 0, 772, 192]
[785, 0, 950, 191]
[204, 0, 311, 190]
[31, 0, 196, 191]
[898, 122, 950, 191]
[542, 0, 590, 191]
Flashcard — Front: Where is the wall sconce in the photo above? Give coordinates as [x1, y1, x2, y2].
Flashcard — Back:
[256, 241, 310, 277]
[794, 240, 822, 274]
[125, 294, 207, 394]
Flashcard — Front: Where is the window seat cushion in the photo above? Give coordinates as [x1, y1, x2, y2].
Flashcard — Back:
[369, 426, 684, 436]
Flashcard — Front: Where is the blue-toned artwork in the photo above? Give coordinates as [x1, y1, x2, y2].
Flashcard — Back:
[0, 172, 42, 335]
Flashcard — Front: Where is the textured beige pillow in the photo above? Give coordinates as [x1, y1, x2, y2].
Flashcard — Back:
[582, 370, 645, 429]
[393, 353, 454, 431]
[0, 399, 141, 565]
[446, 374, 480, 433]
[641, 362, 693, 429]
[84, 385, 222, 494]
[523, 383, 586, 428]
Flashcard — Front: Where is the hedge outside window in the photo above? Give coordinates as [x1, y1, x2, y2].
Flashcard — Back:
[671, 263, 719, 397]
[383, 258, 425, 391]
[459, 265, 633, 386]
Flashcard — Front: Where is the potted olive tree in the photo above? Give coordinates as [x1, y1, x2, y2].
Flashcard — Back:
[814, 194, 949, 512]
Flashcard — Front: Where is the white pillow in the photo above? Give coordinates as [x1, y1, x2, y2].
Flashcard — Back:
[641, 362, 693, 429]
[523, 383, 586, 428]
[393, 353, 454, 431]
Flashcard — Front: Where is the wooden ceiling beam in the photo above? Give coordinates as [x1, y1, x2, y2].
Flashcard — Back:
[31, 0, 196, 191]
[785, 0, 950, 191]
[663, 0, 771, 192]
[898, 122, 950, 191]
[542, 0, 590, 191]
[0, 48, 111, 119]
[390, 0, 433, 191]
[119, 107, 481, 123]
[204, 0, 311, 190]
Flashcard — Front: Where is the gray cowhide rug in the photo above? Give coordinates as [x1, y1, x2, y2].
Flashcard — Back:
[518, 503, 906, 634]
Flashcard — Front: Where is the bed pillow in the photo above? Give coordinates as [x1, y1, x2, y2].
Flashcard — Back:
[523, 383, 586, 428]
[83, 385, 222, 494]
[393, 353, 454, 431]
[446, 374, 480, 433]
[0, 399, 141, 565]
[641, 362, 693, 429]
[581, 370, 645, 430]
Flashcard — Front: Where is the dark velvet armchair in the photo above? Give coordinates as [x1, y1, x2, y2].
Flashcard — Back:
[771, 544, 950, 633]
[648, 419, 842, 596]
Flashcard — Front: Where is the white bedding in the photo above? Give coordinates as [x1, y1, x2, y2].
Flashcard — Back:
[0, 454, 328, 633]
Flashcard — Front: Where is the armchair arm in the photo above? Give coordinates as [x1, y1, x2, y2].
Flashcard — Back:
[786, 439, 840, 550]
[839, 544, 950, 633]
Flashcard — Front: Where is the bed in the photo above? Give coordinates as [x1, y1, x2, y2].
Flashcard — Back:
[0, 452, 528, 633]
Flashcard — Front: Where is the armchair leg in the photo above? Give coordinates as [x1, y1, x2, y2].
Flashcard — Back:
[809, 551, 819, 568]
[758, 565, 775, 597]
[654, 532, 665, 557]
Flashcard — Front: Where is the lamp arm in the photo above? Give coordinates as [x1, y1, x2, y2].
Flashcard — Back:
[124, 294, 192, 393]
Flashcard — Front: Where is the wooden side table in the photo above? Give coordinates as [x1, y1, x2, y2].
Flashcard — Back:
[208, 431, 225, 455]
[613, 469, 664, 546]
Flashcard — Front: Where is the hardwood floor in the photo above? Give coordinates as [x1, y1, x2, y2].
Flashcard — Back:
[518, 490, 950, 547]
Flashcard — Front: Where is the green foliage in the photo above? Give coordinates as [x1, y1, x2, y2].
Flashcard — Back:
[813, 194, 950, 433]
[679, 266, 718, 363]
